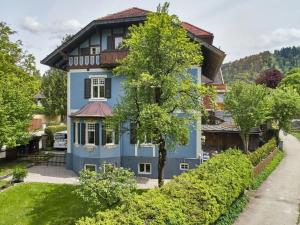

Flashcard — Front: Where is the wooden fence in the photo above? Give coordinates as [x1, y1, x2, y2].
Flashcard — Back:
[252, 148, 279, 177]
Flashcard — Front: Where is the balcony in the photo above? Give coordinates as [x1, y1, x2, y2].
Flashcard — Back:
[67, 50, 128, 69]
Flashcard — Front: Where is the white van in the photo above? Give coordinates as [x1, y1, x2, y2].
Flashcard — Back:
[53, 131, 67, 149]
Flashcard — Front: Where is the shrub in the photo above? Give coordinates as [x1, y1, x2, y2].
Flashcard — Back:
[77, 149, 253, 225]
[12, 167, 28, 182]
[248, 138, 277, 166]
[44, 124, 67, 147]
[75, 165, 137, 213]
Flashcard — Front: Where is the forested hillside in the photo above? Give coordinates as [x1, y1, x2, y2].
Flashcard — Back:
[222, 46, 300, 83]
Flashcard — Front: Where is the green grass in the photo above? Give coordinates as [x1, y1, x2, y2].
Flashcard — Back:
[0, 183, 89, 225]
[291, 131, 300, 141]
[0, 180, 9, 189]
[0, 160, 32, 177]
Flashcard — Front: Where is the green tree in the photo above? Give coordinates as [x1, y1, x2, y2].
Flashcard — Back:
[279, 68, 300, 95]
[41, 68, 67, 122]
[75, 165, 137, 213]
[224, 81, 271, 153]
[0, 22, 40, 149]
[270, 86, 300, 132]
[112, 3, 212, 187]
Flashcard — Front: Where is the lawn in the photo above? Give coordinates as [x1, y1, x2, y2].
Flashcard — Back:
[0, 183, 89, 225]
[0, 159, 33, 177]
[291, 131, 300, 141]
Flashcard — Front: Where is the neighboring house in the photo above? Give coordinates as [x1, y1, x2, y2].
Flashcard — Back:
[41, 7, 225, 178]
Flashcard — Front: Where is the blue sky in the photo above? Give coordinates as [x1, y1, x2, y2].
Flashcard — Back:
[1, 0, 300, 73]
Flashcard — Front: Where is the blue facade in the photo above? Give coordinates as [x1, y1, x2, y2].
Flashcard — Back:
[67, 67, 202, 179]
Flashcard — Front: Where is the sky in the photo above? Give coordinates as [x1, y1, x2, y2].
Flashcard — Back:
[1, 0, 300, 74]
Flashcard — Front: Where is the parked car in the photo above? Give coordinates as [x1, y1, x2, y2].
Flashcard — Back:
[53, 131, 67, 149]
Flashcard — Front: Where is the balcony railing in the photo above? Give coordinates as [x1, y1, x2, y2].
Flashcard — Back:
[68, 50, 128, 68]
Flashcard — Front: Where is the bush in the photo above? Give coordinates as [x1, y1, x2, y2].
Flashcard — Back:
[77, 150, 253, 225]
[75, 165, 137, 213]
[45, 124, 67, 147]
[248, 138, 277, 166]
[12, 167, 28, 182]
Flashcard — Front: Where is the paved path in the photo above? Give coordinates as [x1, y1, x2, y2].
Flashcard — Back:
[4, 165, 162, 188]
[235, 132, 300, 225]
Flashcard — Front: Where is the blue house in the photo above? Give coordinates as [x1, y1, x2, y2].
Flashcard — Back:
[41, 7, 225, 178]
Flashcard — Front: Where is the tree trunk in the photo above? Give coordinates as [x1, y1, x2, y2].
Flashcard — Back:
[240, 133, 250, 154]
[158, 140, 166, 187]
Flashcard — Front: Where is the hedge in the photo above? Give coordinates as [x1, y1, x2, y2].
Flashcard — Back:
[248, 138, 277, 166]
[76, 149, 253, 225]
[44, 124, 67, 147]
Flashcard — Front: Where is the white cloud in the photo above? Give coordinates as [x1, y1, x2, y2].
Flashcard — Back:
[260, 28, 300, 47]
[50, 19, 82, 34]
[20, 16, 43, 33]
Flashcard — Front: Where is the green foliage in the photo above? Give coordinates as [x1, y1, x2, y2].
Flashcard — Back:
[77, 150, 253, 225]
[248, 138, 277, 166]
[279, 68, 300, 95]
[44, 124, 67, 147]
[111, 2, 213, 185]
[0, 22, 40, 148]
[222, 46, 300, 83]
[270, 86, 300, 131]
[224, 81, 272, 152]
[75, 165, 137, 213]
[214, 194, 249, 225]
[12, 167, 28, 182]
[251, 150, 283, 190]
[41, 68, 67, 121]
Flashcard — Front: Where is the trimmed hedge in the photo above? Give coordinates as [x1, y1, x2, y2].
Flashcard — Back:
[76, 150, 253, 225]
[44, 124, 67, 147]
[248, 138, 277, 166]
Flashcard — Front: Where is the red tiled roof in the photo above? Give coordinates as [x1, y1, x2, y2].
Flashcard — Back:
[181, 22, 213, 37]
[71, 102, 113, 118]
[97, 7, 213, 41]
[98, 7, 150, 21]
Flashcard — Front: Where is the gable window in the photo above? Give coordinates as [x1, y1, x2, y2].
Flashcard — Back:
[90, 47, 100, 55]
[87, 123, 96, 144]
[138, 163, 151, 174]
[84, 164, 96, 172]
[106, 128, 115, 145]
[114, 36, 123, 49]
[179, 163, 189, 171]
[91, 77, 105, 99]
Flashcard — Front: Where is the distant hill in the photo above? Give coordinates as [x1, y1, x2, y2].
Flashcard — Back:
[222, 46, 300, 83]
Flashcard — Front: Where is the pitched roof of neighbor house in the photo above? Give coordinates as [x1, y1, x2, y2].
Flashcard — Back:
[98, 7, 150, 21]
[71, 102, 113, 117]
[202, 122, 260, 134]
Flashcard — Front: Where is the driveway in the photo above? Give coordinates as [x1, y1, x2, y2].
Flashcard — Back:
[234, 132, 300, 225]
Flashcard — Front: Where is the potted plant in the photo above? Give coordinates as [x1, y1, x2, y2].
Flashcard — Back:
[12, 167, 28, 183]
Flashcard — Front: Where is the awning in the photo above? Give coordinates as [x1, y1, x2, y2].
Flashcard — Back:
[71, 102, 113, 118]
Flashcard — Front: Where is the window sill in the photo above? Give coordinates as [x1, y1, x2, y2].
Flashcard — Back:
[89, 98, 107, 102]
[140, 143, 155, 148]
[84, 144, 96, 152]
[138, 172, 152, 175]
[104, 144, 118, 149]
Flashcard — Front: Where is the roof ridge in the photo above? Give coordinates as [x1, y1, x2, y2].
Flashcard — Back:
[181, 21, 213, 36]
[97, 7, 151, 20]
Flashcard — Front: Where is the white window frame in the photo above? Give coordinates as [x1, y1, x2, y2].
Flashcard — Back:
[90, 46, 100, 55]
[138, 163, 152, 174]
[86, 123, 96, 145]
[105, 128, 115, 145]
[102, 163, 115, 173]
[179, 163, 189, 171]
[91, 77, 105, 99]
[216, 93, 224, 103]
[84, 164, 97, 172]
[114, 36, 123, 49]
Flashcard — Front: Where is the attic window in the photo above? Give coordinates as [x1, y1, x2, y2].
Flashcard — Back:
[90, 47, 100, 55]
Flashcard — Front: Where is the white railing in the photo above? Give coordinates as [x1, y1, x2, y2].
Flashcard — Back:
[68, 55, 100, 67]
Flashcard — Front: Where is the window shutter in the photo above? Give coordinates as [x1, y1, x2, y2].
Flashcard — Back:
[73, 123, 76, 143]
[130, 122, 137, 144]
[84, 79, 91, 99]
[95, 123, 100, 145]
[102, 123, 106, 145]
[115, 125, 119, 144]
[81, 123, 86, 145]
[105, 78, 111, 98]
[77, 123, 81, 144]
